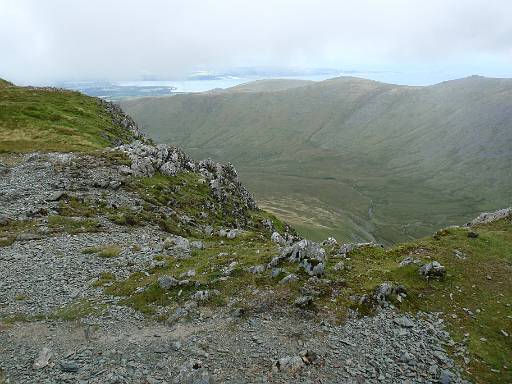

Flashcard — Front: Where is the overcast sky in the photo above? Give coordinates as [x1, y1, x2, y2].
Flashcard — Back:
[1, 0, 512, 85]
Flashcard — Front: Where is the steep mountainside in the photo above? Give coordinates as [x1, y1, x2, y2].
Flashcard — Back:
[0, 81, 510, 383]
[122, 76, 512, 244]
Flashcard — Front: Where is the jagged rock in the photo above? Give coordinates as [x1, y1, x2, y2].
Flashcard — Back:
[399, 256, 421, 267]
[158, 275, 179, 290]
[282, 239, 326, 276]
[203, 225, 214, 236]
[32, 347, 52, 370]
[218, 229, 241, 239]
[271, 267, 285, 278]
[372, 282, 407, 307]
[117, 141, 257, 213]
[439, 369, 454, 384]
[299, 349, 319, 365]
[467, 231, 479, 238]
[131, 157, 155, 177]
[467, 207, 512, 226]
[453, 249, 467, 260]
[419, 261, 446, 279]
[271, 231, 285, 245]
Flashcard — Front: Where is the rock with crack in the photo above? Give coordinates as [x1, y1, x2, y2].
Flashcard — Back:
[419, 261, 446, 279]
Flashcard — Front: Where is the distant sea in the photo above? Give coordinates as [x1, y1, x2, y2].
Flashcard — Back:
[55, 74, 342, 101]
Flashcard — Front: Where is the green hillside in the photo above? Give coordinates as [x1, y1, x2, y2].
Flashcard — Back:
[0, 78, 14, 88]
[0, 83, 138, 153]
[122, 76, 512, 244]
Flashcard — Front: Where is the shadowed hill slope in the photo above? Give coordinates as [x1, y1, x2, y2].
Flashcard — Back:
[122, 76, 512, 244]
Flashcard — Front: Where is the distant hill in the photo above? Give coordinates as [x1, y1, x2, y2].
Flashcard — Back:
[224, 79, 314, 93]
[121, 76, 512, 244]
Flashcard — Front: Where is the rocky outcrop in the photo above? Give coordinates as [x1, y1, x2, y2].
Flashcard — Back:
[467, 207, 512, 226]
[99, 99, 145, 142]
[116, 141, 257, 212]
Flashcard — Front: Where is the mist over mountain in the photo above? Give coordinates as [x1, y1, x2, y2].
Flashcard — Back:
[122, 75, 512, 244]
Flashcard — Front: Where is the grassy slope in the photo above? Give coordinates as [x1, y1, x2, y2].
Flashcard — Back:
[121, 76, 512, 244]
[0, 84, 135, 153]
[330, 218, 512, 383]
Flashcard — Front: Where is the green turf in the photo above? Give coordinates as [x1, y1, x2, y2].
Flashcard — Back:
[0, 84, 135, 153]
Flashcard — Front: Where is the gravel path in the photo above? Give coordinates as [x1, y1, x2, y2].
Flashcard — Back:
[0, 307, 467, 383]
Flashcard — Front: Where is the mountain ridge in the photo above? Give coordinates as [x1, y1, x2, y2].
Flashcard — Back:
[122, 75, 512, 244]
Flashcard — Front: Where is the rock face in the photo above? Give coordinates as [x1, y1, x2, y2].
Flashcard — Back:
[282, 239, 327, 276]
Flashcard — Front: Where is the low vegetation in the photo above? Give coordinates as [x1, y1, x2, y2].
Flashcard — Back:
[82, 245, 122, 258]
[48, 215, 100, 234]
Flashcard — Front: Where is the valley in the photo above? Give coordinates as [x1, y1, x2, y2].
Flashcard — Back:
[122, 75, 512, 244]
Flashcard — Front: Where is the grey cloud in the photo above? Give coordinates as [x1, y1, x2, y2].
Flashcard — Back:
[1, 0, 511, 83]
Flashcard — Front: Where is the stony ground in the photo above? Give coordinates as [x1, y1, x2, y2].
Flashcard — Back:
[0, 151, 471, 383]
